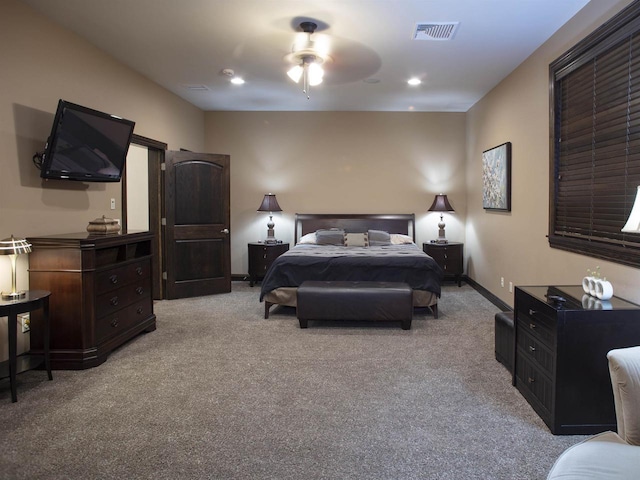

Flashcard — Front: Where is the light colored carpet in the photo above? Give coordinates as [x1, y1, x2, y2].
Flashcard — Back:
[0, 283, 585, 479]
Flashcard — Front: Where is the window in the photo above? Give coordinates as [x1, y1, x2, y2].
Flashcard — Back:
[550, 2, 640, 267]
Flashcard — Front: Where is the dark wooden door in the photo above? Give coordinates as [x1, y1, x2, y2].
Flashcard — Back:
[164, 151, 231, 299]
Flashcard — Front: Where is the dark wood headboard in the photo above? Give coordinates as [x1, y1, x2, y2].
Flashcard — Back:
[294, 213, 415, 244]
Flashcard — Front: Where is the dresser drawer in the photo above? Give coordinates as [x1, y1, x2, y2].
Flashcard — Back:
[516, 354, 553, 417]
[427, 249, 446, 263]
[95, 281, 151, 317]
[95, 259, 151, 294]
[516, 296, 556, 347]
[96, 298, 153, 343]
[516, 316, 555, 350]
[517, 328, 554, 375]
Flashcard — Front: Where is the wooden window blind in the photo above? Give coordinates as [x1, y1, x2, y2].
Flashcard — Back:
[549, 3, 640, 267]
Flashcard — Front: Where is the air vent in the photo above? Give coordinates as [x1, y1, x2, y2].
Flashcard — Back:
[182, 84, 210, 91]
[413, 22, 459, 41]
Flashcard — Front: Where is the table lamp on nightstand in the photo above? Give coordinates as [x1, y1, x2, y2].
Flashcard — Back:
[257, 193, 282, 244]
[0, 235, 32, 300]
[428, 194, 455, 244]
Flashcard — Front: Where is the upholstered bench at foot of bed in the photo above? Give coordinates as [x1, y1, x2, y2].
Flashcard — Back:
[296, 281, 413, 330]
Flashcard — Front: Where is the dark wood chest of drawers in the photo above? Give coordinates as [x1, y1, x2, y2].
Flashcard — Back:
[28, 231, 156, 370]
[514, 285, 640, 435]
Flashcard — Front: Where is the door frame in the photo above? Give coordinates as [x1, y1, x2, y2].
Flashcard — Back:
[123, 134, 167, 300]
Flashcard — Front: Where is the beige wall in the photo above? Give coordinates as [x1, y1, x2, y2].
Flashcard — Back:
[466, 0, 640, 306]
[204, 111, 467, 274]
[0, 0, 205, 358]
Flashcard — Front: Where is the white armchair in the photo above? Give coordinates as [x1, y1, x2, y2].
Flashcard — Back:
[547, 345, 640, 479]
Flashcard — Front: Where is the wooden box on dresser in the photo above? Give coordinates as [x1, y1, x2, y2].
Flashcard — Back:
[27, 231, 156, 370]
[513, 285, 640, 435]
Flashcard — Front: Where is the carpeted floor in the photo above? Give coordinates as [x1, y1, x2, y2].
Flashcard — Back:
[0, 282, 585, 479]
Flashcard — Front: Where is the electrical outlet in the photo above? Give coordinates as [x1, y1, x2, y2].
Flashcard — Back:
[509, 282, 513, 293]
[500, 277, 504, 288]
[110, 198, 116, 210]
[19, 313, 30, 333]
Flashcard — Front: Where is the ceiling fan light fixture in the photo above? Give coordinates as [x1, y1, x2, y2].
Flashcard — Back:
[284, 21, 331, 99]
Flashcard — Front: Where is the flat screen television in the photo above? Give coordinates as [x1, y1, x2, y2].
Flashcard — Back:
[39, 100, 135, 182]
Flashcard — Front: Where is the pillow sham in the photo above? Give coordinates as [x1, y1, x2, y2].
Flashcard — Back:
[315, 229, 345, 245]
[344, 232, 369, 247]
[297, 232, 317, 244]
[368, 229, 391, 246]
[390, 233, 414, 245]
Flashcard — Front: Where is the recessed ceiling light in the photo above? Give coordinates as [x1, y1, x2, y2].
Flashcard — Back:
[408, 78, 421, 86]
[230, 77, 245, 85]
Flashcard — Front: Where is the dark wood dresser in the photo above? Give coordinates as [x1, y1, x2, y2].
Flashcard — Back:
[27, 231, 156, 370]
[513, 285, 640, 435]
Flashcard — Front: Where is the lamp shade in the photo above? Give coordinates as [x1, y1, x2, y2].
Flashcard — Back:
[0, 236, 32, 255]
[287, 65, 303, 83]
[257, 193, 282, 213]
[428, 194, 455, 213]
[622, 186, 640, 233]
[1, 235, 32, 300]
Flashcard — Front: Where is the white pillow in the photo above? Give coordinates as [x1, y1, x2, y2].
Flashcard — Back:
[390, 234, 414, 245]
[297, 232, 317, 244]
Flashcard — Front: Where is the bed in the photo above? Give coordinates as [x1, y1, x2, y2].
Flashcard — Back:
[259, 213, 444, 318]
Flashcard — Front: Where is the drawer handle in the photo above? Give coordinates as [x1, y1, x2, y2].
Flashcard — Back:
[110, 274, 118, 284]
[529, 309, 537, 315]
[263, 254, 267, 259]
[528, 345, 536, 353]
[136, 266, 143, 276]
[528, 377, 535, 384]
[529, 323, 536, 330]
[136, 307, 144, 315]
[111, 318, 119, 328]
[110, 296, 119, 306]
[136, 287, 144, 295]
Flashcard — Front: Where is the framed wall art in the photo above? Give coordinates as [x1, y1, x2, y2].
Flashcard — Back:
[482, 142, 512, 211]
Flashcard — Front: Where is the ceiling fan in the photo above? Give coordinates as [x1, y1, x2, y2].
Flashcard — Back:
[284, 21, 332, 99]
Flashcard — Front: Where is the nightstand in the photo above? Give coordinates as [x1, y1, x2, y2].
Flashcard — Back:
[248, 242, 289, 286]
[423, 242, 464, 287]
[0, 290, 52, 402]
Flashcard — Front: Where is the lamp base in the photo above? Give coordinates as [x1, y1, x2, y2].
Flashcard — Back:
[263, 238, 278, 244]
[435, 222, 448, 244]
[2, 290, 26, 300]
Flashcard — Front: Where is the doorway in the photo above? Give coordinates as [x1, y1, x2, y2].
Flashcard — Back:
[123, 136, 231, 300]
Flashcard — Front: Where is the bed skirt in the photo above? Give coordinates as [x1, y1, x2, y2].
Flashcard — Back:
[262, 287, 438, 309]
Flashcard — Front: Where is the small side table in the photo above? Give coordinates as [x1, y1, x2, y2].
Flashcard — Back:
[248, 242, 289, 286]
[423, 242, 464, 287]
[0, 290, 52, 402]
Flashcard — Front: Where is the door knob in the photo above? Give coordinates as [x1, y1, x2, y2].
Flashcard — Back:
[221, 228, 230, 234]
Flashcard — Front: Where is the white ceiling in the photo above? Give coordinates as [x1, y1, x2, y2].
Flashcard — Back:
[21, 0, 593, 112]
